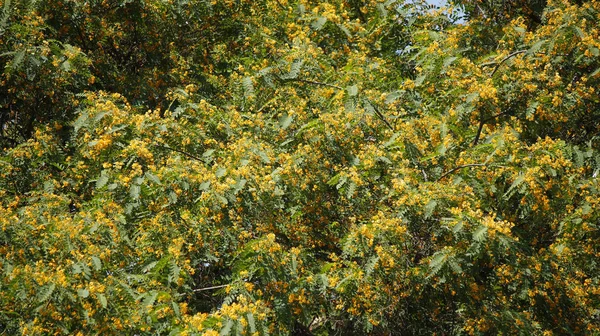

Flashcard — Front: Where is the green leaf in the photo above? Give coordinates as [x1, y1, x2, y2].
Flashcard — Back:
[38, 283, 56, 303]
[142, 261, 158, 273]
[364, 255, 380, 276]
[145, 171, 161, 185]
[43, 181, 54, 194]
[216, 167, 227, 178]
[242, 77, 254, 97]
[404, 140, 423, 162]
[96, 171, 109, 189]
[414, 75, 426, 86]
[581, 203, 592, 215]
[143, 291, 158, 308]
[168, 260, 180, 283]
[473, 225, 488, 242]
[11, 50, 25, 69]
[513, 26, 525, 34]
[526, 102, 539, 119]
[233, 178, 247, 194]
[346, 181, 356, 199]
[376, 156, 392, 164]
[385, 90, 403, 104]
[247, 313, 256, 333]
[168, 191, 178, 204]
[554, 244, 566, 255]
[61, 60, 71, 71]
[346, 85, 358, 97]
[97, 293, 107, 308]
[311, 16, 327, 30]
[452, 221, 464, 234]
[172, 302, 181, 317]
[503, 174, 525, 199]
[215, 193, 228, 205]
[428, 251, 448, 276]
[130, 184, 141, 200]
[281, 59, 304, 80]
[448, 260, 462, 274]
[73, 113, 89, 133]
[327, 174, 341, 187]
[77, 288, 90, 299]
[257, 150, 271, 163]
[442, 56, 458, 69]
[91, 256, 102, 271]
[203, 149, 215, 158]
[220, 319, 234, 336]
[279, 114, 293, 129]
[527, 40, 545, 54]
[424, 200, 437, 218]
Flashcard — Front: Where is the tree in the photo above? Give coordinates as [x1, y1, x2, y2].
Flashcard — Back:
[1, 0, 599, 335]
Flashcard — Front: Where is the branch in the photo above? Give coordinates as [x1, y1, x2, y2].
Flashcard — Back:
[274, 0, 286, 10]
[368, 100, 394, 131]
[479, 50, 527, 76]
[472, 119, 485, 146]
[192, 284, 229, 292]
[437, 163, 506, 181]
[295, 79, 394, 130]
[295, 78, 343, 91]
[153, 142, 204, 162]
[490, 50, 527, 76]
[483, 110, 511, 123]
[473, 110, 513, 145]
[474, 49, 526, 146]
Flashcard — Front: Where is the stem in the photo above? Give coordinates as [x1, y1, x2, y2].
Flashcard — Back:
[368, 100, 394, 131]
[486, 50, 527, 77]
[437, 163, 506, 181]
[472, 118, 485, 145]
[153, 142, 204, 162]
[295, 78, 343, 91]
[192, 284, 229, 292]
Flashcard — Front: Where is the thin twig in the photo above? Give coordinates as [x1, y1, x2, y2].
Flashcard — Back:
[369, 100, 394, 131]
[295, 79, 394, 130]
[473, 110, 512, 145]
[192, 284, 229, 292]
[481, 51, 568, 69]
[274, 0, 286, 10]
[483, 110, 511, 123]
[437, 163, 506, 181]
[295, 79, 344, 91]
[489, 50, 527, 77]
[438, 164, 487, 180]
[472, 119, 485, 145]
[474, 50, 527, 145]
[153, 142, 203, 162]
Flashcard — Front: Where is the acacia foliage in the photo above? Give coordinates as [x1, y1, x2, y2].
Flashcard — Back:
[1, 0, 600, 335]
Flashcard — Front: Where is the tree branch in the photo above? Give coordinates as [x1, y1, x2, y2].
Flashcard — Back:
[479, 50, 527, 76]
[474, 50, 528, 145]
[153, 142, 204, 162]
[294, 79, 394, 130]
[490, 50, 527, 76]
[368, 100, 394, 131]
[472, 118, 485, 146]
[483, 110, 511, 123]
[192, 284, 229, 292]
[437, 163, 505, 181]
[295, 78, 343, 91]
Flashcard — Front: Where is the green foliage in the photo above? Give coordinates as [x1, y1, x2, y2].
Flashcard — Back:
[1, 0, 600, 335]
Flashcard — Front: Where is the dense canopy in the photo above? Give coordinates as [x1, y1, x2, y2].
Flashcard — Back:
[1, 0, 599, 334]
